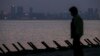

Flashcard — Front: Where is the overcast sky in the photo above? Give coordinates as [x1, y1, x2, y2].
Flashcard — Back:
[0, 0, 100, 13]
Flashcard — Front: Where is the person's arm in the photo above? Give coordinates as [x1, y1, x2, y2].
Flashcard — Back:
[74, 16, 83, 37]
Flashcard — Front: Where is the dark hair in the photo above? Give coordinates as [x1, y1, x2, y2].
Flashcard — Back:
[69, 6, 78, 15]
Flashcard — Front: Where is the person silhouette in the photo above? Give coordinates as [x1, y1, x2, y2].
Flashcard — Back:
[69, 6, 84, 56]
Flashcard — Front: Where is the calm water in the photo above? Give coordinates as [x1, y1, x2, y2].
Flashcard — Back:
[0, 20, 100, 52]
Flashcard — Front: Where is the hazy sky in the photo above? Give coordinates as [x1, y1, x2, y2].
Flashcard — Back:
[0, 0, 100, 13]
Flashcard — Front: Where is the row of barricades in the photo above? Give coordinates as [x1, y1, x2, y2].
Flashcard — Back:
[0, 37, 100, 56]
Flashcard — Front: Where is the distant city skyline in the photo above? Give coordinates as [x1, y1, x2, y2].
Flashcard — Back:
[0, 6, 99, 20]
[0, 0, 100, 13]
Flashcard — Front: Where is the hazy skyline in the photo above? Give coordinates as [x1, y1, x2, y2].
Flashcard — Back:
[0, 0, 100, 13]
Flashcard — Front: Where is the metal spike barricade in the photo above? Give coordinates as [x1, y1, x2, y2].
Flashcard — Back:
[0, 37, 100, 56]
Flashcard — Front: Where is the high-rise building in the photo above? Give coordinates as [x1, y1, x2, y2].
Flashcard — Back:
[10, 5, 16, 19]
[16, 6, 24, 18]
[29, 7, 33, 19]
[94, 8, 99, 19]
[0, 10, 4, 19]
[88, 8, 94, 19]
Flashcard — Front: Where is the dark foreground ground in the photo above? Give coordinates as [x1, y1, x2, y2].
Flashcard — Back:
[0, 46, 100, 56]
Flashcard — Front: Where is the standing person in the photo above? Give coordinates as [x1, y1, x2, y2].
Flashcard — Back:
[69, 6, 84, 56]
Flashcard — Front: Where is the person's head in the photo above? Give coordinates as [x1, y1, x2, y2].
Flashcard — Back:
[69, 6, 78, 17]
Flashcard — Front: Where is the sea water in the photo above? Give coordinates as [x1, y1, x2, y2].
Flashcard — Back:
[0, 20, 100, 52]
